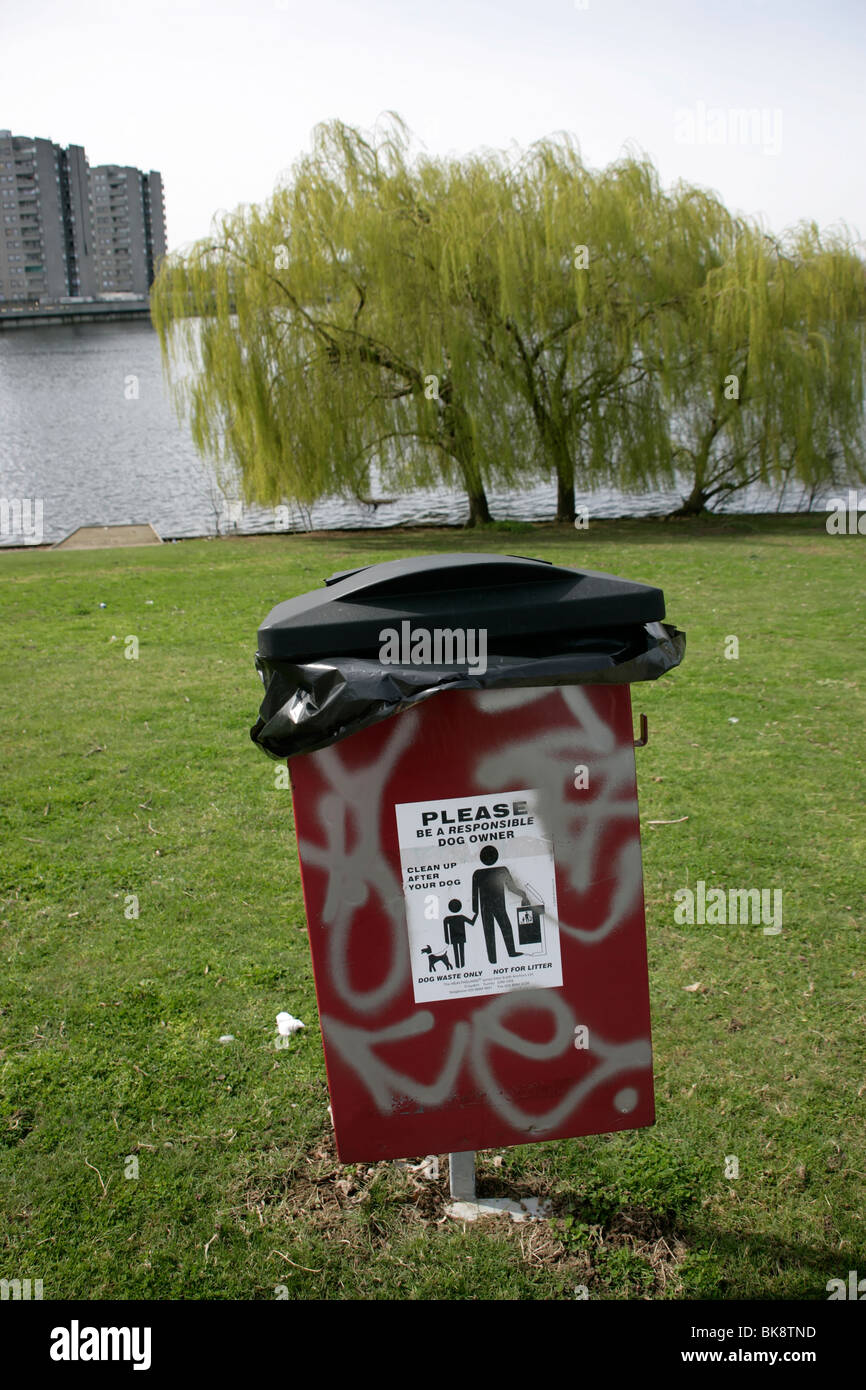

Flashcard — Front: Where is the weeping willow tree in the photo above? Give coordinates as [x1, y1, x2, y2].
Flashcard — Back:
[151, 114, 515, 525]
[650, 207, 866, 515]
[434, 143, 866, 519]
[432, 141, 684, 521]
[150, 118, 685, 527]
[152, 115, 866, 526]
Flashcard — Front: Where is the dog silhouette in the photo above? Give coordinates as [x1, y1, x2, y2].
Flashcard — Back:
[421, 945, 453, 974]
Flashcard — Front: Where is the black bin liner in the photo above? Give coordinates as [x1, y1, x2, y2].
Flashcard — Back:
[251, 553, 685, 759]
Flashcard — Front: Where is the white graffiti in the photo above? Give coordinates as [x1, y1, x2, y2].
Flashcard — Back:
[469, 990, 650, 1132]
[322, 1010, 471, 1111]
[472, 686, 643, 941]
[296, 708, 419, 1015]
[323, 988, 651, 1134]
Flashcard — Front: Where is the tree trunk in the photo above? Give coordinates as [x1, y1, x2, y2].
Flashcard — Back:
[556, 467, 575, 524]
[669, 481, 710, 517]
[464, 478, 492, 526]
[670, 448, 712, 517]
[445, 396, 492, 525]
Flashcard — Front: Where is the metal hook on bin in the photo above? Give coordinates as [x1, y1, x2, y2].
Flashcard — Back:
[633, 713, 649, 748]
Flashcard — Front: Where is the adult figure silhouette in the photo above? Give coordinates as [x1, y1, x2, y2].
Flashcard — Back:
[471, 845, 529, 964]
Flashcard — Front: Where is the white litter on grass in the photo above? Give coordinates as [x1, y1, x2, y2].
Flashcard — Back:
[405, 1155, 439, 1180]
[276, 1011, 305, 1037]
[728, 717, 740, 723]
[446, 1197, 551, 1223]
[395, 1154, 440, 1180]
[218, 1034, 235, 1044]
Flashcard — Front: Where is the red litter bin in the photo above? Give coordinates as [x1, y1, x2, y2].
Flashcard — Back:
[251, 554, 684, 1163]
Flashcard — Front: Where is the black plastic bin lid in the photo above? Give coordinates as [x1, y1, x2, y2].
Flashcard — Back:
[257, 553, 666, 661]
[251, 552, 685, 758]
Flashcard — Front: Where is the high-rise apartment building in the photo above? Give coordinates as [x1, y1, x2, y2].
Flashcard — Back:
[0, 133, 65, 303]
[59, 144, 99, 297]
[0, 130, 166, 305]
[143, 171, 167, 287]
[89, 162, 168, 296]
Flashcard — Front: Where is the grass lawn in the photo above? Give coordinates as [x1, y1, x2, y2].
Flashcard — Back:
[0, 514, 864, 1301]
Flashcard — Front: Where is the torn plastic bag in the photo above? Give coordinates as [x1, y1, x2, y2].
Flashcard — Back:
[250, 552, 685, 760]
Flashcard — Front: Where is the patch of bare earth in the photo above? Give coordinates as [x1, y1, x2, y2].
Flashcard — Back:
[226, 1132, 695, 1294]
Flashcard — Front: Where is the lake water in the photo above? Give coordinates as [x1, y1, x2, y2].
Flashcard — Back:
[0, 320, 838, 548]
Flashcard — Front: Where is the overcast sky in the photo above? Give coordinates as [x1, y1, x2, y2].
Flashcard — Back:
[5, 0, 864, 253]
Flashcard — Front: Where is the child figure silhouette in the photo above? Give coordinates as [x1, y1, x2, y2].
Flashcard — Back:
[442, 898, 476, 969]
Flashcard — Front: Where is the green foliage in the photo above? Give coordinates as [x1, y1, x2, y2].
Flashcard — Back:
[439, 143, 678, 519]
[613, 1134, 705, 1219]
[559, 1134, 706, 1227]
[599, 1247, 655, 1296]
[152, 117, 499, 524]
[677, 1251, 726, 1299]
[653, 209, 866, 513]
[151, 116, 866, 526]
[558, 1215, 597, 1248]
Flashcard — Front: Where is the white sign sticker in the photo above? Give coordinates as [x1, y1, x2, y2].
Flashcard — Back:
[395, 788, 562, 1003]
